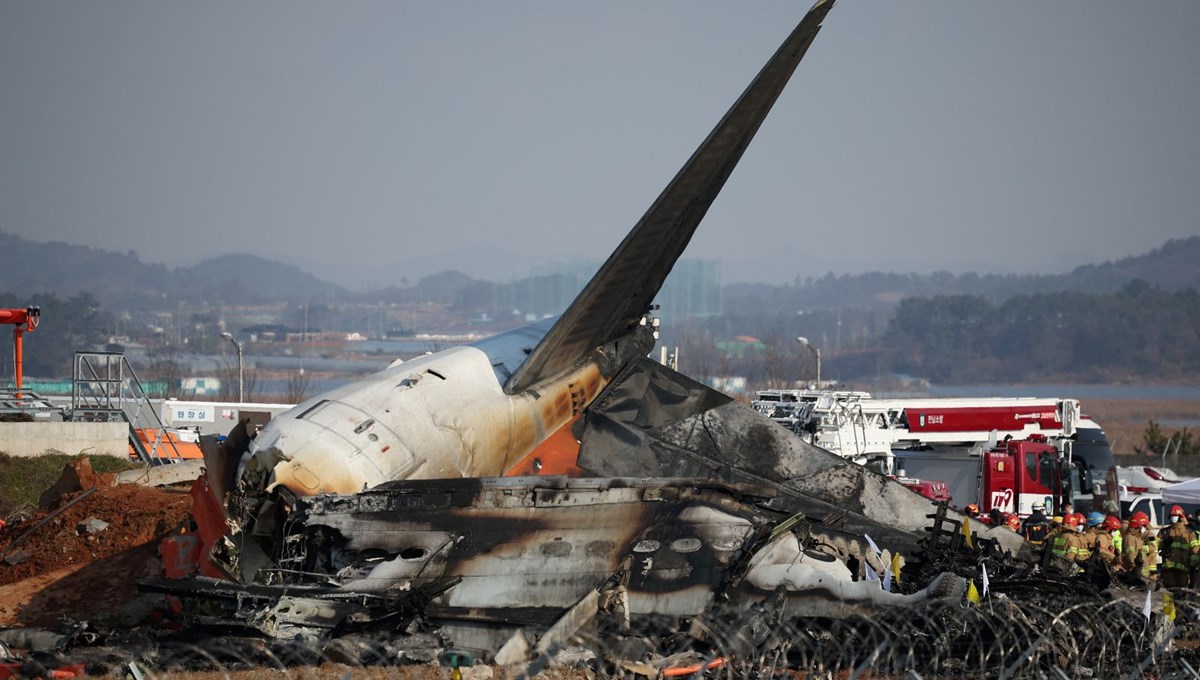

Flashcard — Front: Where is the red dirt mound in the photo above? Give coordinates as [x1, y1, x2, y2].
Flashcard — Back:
[0, 483, 192, 587]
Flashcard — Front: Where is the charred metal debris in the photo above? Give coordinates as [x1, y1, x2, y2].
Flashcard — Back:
[163, 482, 1194, 676]
[7, 491, 1200, 678]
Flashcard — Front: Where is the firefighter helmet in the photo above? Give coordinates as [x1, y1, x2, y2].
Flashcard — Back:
[1086, 511, 1104, 527]
[1102, 515, 1121, 531]
[1051, 515, 1063, 524]
[1005, 514, 1021, 530]
[1072, 512, 1086, 526]
[1171, 505, 1187, 518]
[965, 503, 980, 515]
[1130, 511, 1150, 528]
[1063, 513, 1081, 528]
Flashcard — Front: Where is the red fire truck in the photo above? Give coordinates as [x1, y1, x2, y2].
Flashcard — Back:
[752, 390, 1116, 514]
[893, 434, 1069, 516]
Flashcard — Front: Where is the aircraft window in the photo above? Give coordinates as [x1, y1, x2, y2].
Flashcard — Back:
[633, 540, 661, 553]
[586, 540, 616, 557]
[399, 547, 428, 561]
[670, 538, 702, 554]
[540, 540, 572, 557]
[426, 369, 446, 380]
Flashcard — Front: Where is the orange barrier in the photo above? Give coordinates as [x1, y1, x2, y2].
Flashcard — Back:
[129, 428, 204, 460]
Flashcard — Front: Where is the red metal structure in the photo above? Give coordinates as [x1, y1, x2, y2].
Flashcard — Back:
[0, 306, 41, 398]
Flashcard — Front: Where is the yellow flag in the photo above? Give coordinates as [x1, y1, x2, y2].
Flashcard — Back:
[1164, 592, 1177, 622]
[962, 515, 974, 549]
[890, 552, 902, 586]
[966, 579, 980, 605]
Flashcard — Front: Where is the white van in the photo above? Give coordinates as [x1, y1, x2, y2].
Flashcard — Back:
[1122, 493, 1165, 528]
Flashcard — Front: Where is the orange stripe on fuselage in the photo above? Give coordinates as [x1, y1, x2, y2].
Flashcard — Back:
[504, 415, 584, 477]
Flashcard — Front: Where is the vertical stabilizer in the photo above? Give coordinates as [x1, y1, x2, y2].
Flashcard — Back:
[506, 1, 835, 394]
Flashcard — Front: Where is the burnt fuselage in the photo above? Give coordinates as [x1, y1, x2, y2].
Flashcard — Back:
[282, 476, 957, 622]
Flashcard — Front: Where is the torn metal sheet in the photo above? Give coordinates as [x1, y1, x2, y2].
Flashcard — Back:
[175, 476, 972, 645]
[578, 358, 1029, 557]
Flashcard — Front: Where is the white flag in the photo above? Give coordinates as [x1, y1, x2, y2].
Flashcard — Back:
[864, 533, 882, 556]
[981, 563, 990, 598]
[1143, 588, 1153, 623]
[864, 537, 883, 585]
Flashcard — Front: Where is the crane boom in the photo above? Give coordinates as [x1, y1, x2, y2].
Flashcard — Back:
[0, 306, 41, 399]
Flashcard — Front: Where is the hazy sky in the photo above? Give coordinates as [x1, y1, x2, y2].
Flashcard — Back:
[2, 2, 1198, 289]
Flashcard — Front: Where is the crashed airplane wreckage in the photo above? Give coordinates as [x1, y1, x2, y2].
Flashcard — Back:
[142, 0, 1095, 668]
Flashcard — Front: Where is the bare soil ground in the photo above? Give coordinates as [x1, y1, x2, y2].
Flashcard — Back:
[0, 480, 192, 627]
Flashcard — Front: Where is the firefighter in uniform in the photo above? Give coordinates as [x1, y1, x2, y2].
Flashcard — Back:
[1104, 515, 1123, 556]
[1070, 514, 1093, 561]
[1051, 513, 1088, 562]
[1022, 502, 1050, 547]
[1120, 511, 1158, 581]
[1158, 505, 1199, 588]
[1084, 511, 1117, 565]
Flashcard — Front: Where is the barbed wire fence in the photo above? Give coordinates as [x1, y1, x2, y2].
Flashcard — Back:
[19, 588, 1200, 679]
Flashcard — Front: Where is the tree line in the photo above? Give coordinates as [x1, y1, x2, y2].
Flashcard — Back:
[881, 281, 1200, 383]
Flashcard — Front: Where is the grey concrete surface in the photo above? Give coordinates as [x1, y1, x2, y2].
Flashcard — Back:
[0, 422, 127, 458]
[116, 459, 205, 487]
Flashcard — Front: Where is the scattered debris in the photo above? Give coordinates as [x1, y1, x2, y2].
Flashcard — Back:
[37, 458, 114, 511]
[115, 459, 205, 488]
[0, 482, 191, 628]
[76, 518, 108, 535]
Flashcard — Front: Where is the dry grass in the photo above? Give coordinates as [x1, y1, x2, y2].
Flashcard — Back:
[1082, 398, 1200, 455]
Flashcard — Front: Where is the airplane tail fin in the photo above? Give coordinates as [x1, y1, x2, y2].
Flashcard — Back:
[506, 1, 835, 394]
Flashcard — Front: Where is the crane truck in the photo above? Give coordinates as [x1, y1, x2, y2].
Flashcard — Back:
[752, 389, 1116, 515]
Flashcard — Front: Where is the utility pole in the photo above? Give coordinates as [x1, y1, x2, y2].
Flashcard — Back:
[221, 332, 244, 403]
[797, 336, 821, 389]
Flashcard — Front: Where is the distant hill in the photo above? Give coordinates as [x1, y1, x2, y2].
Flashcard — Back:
[176, 254, 350, 305]
[0, 231, 173, 307]
[3, 229, 1195, 314]
[0, 231, 349, 308]
[724, 236, 1200, 312]
[1052, 237, 1200, 294]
